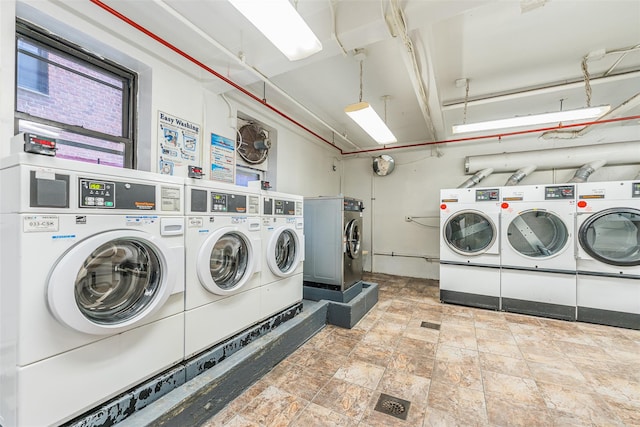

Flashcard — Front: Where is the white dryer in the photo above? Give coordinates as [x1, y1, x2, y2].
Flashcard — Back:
[575, 180, 640, 330]
[439, 187, 501, 310]
[260, 191, 304, 320]
[184, 180, 262, 359]
[0, 153, 185, 427]
[500, 184, 576, 320]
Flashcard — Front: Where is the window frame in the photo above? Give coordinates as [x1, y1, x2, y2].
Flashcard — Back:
[14, 19, 137, 168]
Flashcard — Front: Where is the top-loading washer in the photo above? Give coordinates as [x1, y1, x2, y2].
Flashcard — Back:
[303, 196, 364, 292]
[0, 153, 185, 427]
[500, 184, 576, 320]
[575, 180, 640, 330]
[439, 187, 501, 310]
[184, 179, 262, 359]
[260, 190, 304, 319]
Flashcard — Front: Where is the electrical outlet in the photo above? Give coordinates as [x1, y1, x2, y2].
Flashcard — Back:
[405, 216, 412, 222]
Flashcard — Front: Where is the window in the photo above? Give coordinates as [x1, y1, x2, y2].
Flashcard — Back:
[15, 20, 137, 168]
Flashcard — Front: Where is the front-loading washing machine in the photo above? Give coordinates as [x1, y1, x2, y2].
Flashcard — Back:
[500, 184, 577, 320]
[303, 196, 364, 292]
[260, 190, 304, 319]
[0, 153, 185, 427]
[575, 180, 640, 330]
[439, 187, 502, 310]
[184, 179, 262, 359]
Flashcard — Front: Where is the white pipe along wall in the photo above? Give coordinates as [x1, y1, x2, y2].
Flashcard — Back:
[465, 141, 640, 174]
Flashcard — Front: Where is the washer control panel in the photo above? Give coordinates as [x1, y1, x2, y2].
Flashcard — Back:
[545, 185, 575, 200]
[80, 179, 115, 208]
[79, 179, 156, 210]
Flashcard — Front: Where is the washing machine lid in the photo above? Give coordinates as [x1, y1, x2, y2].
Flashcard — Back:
[579, 208, 640, 266]
[197, 227, 258, 295]
[443, 209, 497, 256]
[267, 226, 302, 277]
[47, 230, 174, 335]
[506, 209, 569, 258]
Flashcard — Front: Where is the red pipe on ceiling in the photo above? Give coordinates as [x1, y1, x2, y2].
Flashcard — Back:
[89, 0, 639, 157]
[89, 0, 343, 153]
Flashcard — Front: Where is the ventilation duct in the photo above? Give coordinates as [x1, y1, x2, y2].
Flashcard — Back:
[457, 168, 494, 188]
[568, 160, 607, 183]
[465, 141, 640, 174]
[505, 165, 537, 186]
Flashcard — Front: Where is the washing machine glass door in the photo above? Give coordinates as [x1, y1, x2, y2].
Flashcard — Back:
[198, 228, 254, 295]
[506, 209, 569, 258]
[578, 208, 640, 266]
[268, 227, 300, 277]
[345, 219, 361, 259]
[48, 230, 173, 335]
[443, 210, 496, 255]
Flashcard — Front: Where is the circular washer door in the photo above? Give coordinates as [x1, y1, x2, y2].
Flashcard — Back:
[47, 230, 174, 335]
[506, 209, 569, 258]
[345, 219, 361, 259]
[267, 226, 301, 278]
[443, 210, 496, 256]
[579, 208, 640, 266]
[197, 227, 256, 295]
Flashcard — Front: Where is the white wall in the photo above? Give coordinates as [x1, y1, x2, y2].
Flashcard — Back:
[343, 128, 640, 280]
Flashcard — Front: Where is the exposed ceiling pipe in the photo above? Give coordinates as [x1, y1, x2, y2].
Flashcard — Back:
[465, 140, 640, 174]
[542, 92, 640, 139]
[505, 165, 537, 186]
[150, 0, 363, 150]
[89, 0, 350, 154]
[457, 168, 493, 188]
[342, 115, 640, 155]
[568, 160, 607, 183]
[83, 2, 640, 158]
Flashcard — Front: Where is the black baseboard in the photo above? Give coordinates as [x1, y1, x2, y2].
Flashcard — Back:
[439, 289, 500, 310]
[502, 297, 576, 321]
[578, 306, 640, 330]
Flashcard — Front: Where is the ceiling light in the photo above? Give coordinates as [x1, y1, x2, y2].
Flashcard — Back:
[228, 0, 322, 61]
[345, 102, 397, 144]
[452, 105, 611, 134]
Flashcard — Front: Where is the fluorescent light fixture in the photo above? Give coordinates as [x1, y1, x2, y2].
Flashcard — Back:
[345, 101, 397, 144]
[452, 105, 611, 134]
[229, 0, 322, 61]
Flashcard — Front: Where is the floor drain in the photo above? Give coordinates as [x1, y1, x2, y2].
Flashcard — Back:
[374, 393, 411, 420]
[420, 321, 440, 330]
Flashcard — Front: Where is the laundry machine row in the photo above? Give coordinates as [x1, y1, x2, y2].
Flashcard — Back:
[440, 184, 577, 319]
[0, 153, 186, 427]
[0, 152, 308, 426]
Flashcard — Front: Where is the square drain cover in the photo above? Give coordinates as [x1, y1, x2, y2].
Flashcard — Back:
[420, 321, 440, 330]
[374, 393, 411, 420]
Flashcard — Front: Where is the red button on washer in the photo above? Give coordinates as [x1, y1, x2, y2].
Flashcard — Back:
[440, 204, 447, 210]
[577, 200, 587, 208]
[501, 202, 509, 209]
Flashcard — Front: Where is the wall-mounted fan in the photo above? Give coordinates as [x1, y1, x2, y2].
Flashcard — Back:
[236, 123, 270, 165]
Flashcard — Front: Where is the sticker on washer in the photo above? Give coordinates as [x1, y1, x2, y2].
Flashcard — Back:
[232, 217, 246, 224]
[126, 215, 158, 226]
[188, 217, 204, 228]
[24, 215, 59, 232]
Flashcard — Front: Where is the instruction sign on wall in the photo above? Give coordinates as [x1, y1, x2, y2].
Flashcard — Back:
[158, 111, 201, 177]
[210, 133, 235, 183]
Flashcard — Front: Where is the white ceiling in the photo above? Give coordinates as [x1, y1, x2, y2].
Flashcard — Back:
[96, 0, 640, 152]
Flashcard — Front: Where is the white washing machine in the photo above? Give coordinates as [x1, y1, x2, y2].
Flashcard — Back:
[184, 180, 262, 359]
[439, 187, 501, 310]
[575, 180, 640, 330]
[500, 184, 577, 320]
[0, 153, 185, 427]
[260, 190, 304, 319]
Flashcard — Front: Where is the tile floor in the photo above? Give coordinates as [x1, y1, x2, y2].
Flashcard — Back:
[202, 273, 640, 426]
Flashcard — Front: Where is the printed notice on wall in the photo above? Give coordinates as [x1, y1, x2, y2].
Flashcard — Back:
[210, 133, 235, 183]
[158, 111, 201, 177]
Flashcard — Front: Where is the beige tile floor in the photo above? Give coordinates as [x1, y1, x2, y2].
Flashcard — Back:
[202, 273, 640, 426]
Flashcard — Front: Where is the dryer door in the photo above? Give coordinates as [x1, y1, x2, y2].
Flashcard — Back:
[578, 208, 640, 266]
[267, 226, 302, 278]
[48, 230, 174, 335]
[345, 218, 361, 259]
[506, 209, 569, 258]
[197, 226, 258, 295]
[443, 210, 497, 256]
